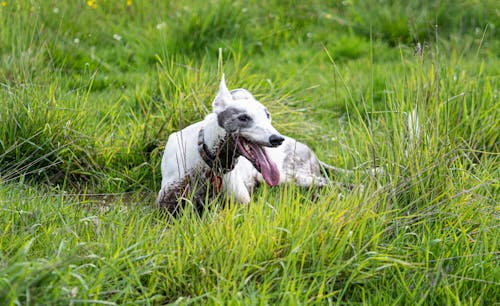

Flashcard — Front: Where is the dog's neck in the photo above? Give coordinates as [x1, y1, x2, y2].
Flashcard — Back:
[198, 113, 239, 173]
[201, 114, 227, 149]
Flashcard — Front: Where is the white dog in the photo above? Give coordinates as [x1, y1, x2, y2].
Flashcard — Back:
[157, 75, 285, 213]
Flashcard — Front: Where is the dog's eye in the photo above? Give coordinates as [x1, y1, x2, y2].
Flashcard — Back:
[238, 114, 252, 122]
[265, 111, 271, 119]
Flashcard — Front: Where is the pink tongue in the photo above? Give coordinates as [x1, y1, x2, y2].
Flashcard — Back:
[252, 145, 280, 186]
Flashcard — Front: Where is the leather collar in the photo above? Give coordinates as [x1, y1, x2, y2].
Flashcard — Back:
[197, 127, 239, 173]
[198, 127, 216, 169]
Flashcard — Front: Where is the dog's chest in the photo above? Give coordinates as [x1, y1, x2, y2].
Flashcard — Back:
[159, 133, 238, 213]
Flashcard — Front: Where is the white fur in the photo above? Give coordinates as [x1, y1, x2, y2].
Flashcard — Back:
[159, 113, 223, 188]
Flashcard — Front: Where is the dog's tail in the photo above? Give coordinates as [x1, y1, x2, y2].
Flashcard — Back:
[319, 160, 384, 177]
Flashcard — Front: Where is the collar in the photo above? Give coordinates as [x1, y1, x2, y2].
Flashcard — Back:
[197, 127, 238, 173]
[197, 127, 216, 169]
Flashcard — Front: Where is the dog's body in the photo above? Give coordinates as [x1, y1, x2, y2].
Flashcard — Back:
[222, 136, 327, 203]
[157, 75, 285, 213]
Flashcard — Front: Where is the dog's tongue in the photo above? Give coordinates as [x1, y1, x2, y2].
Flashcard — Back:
[238, 140, 280, 186]
[253, 145, 280, 186]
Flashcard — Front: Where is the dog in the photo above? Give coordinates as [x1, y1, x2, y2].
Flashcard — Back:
[157, 75, 285, 214]
[222, 136, 328, 203]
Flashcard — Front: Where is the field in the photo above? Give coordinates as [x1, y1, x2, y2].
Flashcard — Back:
[1, 0, 499, 304]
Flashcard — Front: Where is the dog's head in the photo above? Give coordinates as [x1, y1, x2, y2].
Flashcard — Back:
[213, 74, 284, 186]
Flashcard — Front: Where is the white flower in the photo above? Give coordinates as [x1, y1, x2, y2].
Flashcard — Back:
[113, 34, 122, 41]
[73, 38, 80, 44]
[156, 22, 166, 30]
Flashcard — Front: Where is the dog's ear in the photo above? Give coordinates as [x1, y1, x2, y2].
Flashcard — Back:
[213, 74, 232, 114]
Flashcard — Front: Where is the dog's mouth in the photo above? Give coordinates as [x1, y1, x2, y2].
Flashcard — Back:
[236, 137, 280, 186]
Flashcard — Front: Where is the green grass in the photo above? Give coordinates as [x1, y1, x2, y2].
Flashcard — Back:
[1, 0, 499, 304]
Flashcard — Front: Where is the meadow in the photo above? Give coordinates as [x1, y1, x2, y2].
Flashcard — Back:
[0, 0, 499, 304]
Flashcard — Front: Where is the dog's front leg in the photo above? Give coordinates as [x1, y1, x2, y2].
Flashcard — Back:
[222, 171, 251, 204]
[156, 181, 189, 214]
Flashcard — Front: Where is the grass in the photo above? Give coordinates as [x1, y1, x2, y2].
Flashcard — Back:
[1, 0, 499, 304]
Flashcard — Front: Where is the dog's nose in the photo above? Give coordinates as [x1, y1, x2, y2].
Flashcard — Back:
[269, 134, 285, 147]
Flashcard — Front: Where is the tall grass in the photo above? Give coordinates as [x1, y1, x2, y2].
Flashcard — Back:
[1, 0, 499, 304]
